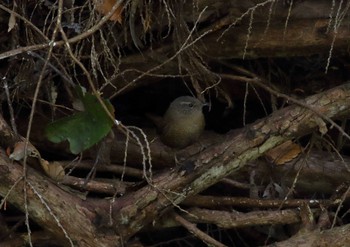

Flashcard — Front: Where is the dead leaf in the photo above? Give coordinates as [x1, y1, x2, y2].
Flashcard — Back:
[9, 141, 39, 161]
[315, 117, 328, 135]
[265, 140, 302, 165]
[9, 140, 65, 180]
[8, 9, 16, 32]
[72, 99, 84, 111]
[41, 160, 65, 181]
[94, 0, 124, 24]
[50, 84, 58, 105]
[6, 147, 11, 157]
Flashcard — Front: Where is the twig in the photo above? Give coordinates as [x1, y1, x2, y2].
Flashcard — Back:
[22, 0, 64, 245]
[0, 0, 125, 60]
[219, 73, 350, 142]
[182, 195, 341, 209]
[173, 213, 227, 247]
[27, 181, 74, 246]
[3, 81, 17, 135]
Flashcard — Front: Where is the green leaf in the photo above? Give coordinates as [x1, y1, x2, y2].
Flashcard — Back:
[46, 88, 114, 154]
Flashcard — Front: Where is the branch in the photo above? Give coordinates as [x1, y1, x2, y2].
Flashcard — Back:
[112, 83, 350, 239]
[268, 223, 350, 247]
[0, 151, 120, 246]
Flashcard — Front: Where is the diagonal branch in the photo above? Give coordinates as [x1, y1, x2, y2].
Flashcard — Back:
[112, 83, 350, 239]
[0, 84, 350, 245]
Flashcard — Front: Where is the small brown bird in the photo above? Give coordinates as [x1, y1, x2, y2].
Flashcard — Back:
[149, 96, 206, 149]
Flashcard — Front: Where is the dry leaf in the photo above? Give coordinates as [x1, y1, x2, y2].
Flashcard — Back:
[9, 140, 65, 180]
[41, 160, 65, 181]
[263, 182, 283, 199]
[50, 84, 58, 105]
[315, 117, 328, 135]
[94, 0, 124, 24]
[72, 99, 84, 111]
[6, 146, 11, 157]
[9, 141, 39, 161]
[265, 140, 302, 165]
[8, 9, 16, 32]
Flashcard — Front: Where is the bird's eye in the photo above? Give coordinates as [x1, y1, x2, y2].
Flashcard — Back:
[188, 103, 194, 108]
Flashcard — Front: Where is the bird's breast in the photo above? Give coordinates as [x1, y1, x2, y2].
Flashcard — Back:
[160, 114, 205, 148]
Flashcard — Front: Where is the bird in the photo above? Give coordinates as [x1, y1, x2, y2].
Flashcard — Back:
[148, 96, 206, 149]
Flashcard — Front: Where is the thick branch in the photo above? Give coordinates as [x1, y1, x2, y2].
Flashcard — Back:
[0, 151, 119, 246]
[185, 208, 301, 228]
[103, 0, 350, 96]
[268, 223, 350, 247]
[112, 83, 350, 239]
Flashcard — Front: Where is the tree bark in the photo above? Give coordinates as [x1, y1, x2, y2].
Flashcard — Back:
[1, 83, 350, 246]
[268, 224, 350, 247]
[0, 151, 120, 246]
[1, 1, 350, 246]
[110, 83, 350, 239]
